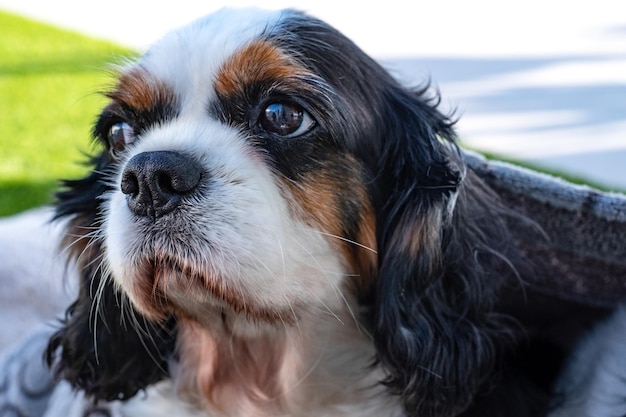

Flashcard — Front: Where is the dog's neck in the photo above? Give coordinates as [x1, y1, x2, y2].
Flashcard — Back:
[173, 304, 400, 417]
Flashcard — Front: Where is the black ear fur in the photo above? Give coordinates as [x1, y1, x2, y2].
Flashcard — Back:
[371, 86, 512, 417]
[45, 153, 177, 401]
[273, 14, 523, 415]
[46, 274, 176, 401]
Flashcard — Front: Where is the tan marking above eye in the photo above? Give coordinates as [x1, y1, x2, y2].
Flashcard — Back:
[108, 68, 176, 112]
[214, 40, 311, 98]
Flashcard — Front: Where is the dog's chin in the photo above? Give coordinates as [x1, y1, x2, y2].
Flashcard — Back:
[119, 254, 297, 327]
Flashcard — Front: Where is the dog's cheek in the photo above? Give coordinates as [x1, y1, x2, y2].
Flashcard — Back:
[279, 155, 377, 288]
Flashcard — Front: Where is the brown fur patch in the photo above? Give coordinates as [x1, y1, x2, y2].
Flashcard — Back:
[347, 206, 378, 292]
[392, 206, 444, 270]
[176, 318, 295, 415]
[214, 40, 312, 97]
[281, 155, 378, 290]
[286, 177, 343, 240]
[108, 67, 176, 112]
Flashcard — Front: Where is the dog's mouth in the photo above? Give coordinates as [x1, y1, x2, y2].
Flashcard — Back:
[126, 253, 234, 318]
[125, 253, 295, 324]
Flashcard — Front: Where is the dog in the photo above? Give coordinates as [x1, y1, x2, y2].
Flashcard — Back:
[44, 7, 625, 417]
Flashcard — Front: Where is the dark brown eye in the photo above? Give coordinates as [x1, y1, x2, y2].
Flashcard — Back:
[107, 122, 135, 152]
[259, 101, 315, 138]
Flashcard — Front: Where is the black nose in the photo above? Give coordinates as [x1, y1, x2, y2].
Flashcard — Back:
[121, 151, 202, 218]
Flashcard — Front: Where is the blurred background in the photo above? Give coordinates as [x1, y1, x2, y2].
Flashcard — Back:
[1, 0, 625, 216]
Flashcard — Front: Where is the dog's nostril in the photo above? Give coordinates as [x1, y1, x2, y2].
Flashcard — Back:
[121, 151, 202, 218]
[156, 165, 199, 195]
[157, 172, 175, 194]
[121, 171, 140, 197]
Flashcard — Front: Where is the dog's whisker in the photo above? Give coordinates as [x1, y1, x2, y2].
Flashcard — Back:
[294, 226, 377, 254]
[285, 297, 302, 338]
[130, 310, 172, 375]
[57, 227, 101, 257]
[88, 261, 112, 365]
[289, 238, 350, 326]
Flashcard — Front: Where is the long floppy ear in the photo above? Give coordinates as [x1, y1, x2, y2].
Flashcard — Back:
[45, 153, 177, 401]
[371, 86, 512, 417]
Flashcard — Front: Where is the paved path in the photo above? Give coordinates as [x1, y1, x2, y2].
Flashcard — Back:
[2, 0, 625, 188]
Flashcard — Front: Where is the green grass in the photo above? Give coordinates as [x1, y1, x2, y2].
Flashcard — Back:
[0, 11, 134, 216]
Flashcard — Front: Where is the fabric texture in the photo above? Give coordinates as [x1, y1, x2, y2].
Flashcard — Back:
[0, 329, 56, 417]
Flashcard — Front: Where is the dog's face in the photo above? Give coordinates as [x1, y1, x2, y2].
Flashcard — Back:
[49, 8, 506, 417]
[100, 8, 379, 323]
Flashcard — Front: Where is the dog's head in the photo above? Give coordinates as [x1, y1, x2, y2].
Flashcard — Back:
[47, 8, 508, 416]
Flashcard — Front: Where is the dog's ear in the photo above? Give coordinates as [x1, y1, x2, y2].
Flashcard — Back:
[46, 153, 177, 401]
[370, 86, 507, 416]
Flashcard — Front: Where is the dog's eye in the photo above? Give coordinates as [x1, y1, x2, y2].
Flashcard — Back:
[107, 122, 135, 152]
[259, 101, 315, 138]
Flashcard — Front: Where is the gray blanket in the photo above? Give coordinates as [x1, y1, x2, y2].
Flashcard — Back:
[465, 151, 626, 306]
[0, 329, 56, 417]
